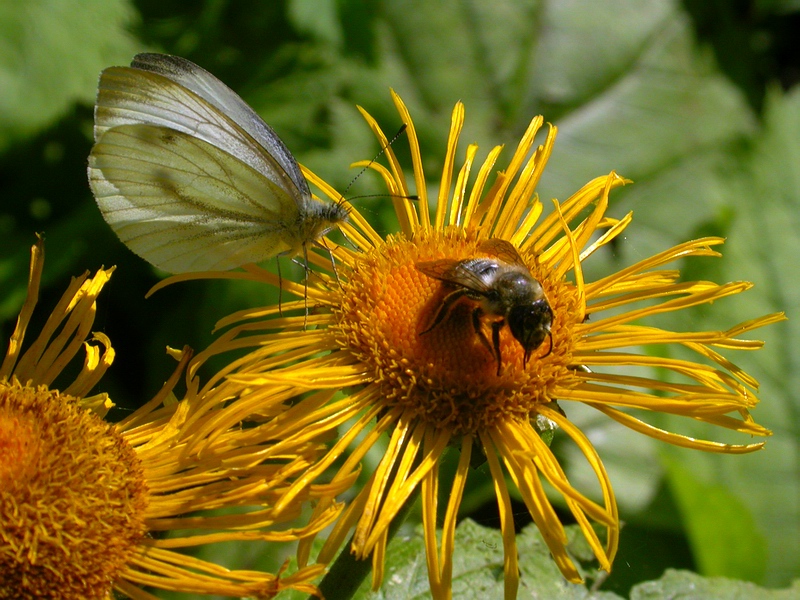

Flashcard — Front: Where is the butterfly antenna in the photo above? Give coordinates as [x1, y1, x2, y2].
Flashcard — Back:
[340, 123, 408, 201]
[344, 192, 419, 203]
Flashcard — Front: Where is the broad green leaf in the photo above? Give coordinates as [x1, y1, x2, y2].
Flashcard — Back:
[355, 519, 624, 599]
[0, 0, 139, 150]
[288, 0, 342, 48]
[526, 0, 674, 114]
[640, 85, 799, 587]
[663, 456, 768, 582]
[537, 11, 756, 235]
[630, 569, 800, 599]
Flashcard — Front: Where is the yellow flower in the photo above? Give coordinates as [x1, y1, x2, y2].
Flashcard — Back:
[0, 237, 338, 599]
[173, 93, 782, 599]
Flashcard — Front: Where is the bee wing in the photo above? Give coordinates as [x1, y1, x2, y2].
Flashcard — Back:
[416, 259, 494, 294]
[93, 55, 307, 208]
[89, 123, 299, 273]
[477, 238, 527, 266]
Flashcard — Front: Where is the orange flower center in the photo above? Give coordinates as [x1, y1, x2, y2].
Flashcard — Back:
[335, 228, 583, 434]
[0, 379, 148, 599]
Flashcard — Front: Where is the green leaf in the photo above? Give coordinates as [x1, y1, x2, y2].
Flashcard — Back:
[646, 85, 800, 588]
[0, 0, 139, 150]
[356, 519, 624, 599]
[630, 569, 800, 599]
[288, 0, 342, 47]
[537, 10, 756, 248]
[663, 455, 768, 581]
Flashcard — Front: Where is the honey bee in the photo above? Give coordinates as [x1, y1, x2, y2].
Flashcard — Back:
[416, 239, 553, 375]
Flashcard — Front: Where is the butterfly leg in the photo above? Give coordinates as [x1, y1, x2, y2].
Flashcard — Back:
[301, 244, 309, 328]
[314, 238, 341, 285]
[276, 256, 284, 317]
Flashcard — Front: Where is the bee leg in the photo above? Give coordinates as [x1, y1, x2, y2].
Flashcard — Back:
[420, 289, 466, 335]
[491, 320, 504, 376]
[543, 331, 554, 357]
[471, 307, 494, 355]
[470, 308, 501, 373]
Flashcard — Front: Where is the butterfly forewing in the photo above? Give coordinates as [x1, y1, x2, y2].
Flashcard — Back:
[93, 66, 299, 203]
[89, 124, 300, 272]
[129, 53, 311, 204]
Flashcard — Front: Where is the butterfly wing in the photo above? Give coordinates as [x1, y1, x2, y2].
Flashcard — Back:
[93, 60, 304, 208]
[128, 53, 313, 208]
[89, 123, 300, 272]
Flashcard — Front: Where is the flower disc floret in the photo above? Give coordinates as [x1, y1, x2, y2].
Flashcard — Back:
[335, 228, 583, 434]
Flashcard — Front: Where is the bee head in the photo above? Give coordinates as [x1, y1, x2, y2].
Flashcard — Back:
[507, 299, 554, 364]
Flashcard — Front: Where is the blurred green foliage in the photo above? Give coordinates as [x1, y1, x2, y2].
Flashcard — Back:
[1, 0, 798, 597]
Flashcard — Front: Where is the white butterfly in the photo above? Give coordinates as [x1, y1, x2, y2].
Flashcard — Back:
[88, 53, 348, 273]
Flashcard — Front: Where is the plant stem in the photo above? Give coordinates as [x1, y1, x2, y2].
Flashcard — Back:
[315, 485, 420, 600]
